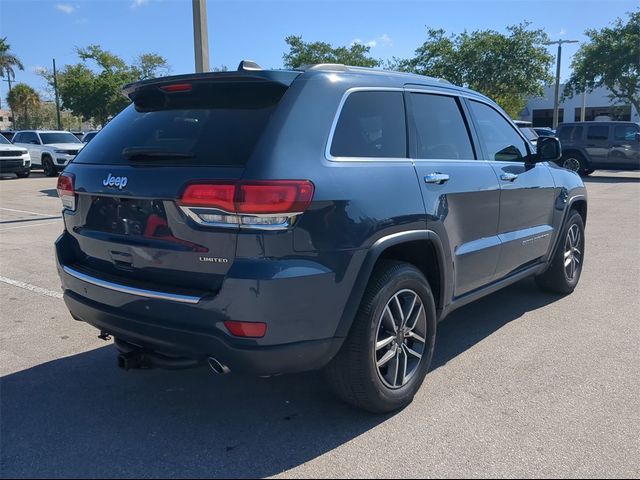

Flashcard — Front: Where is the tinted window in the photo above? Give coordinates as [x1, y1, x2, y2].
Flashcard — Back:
[15, 132, 39, 144]
[469, 101, 528, 161]
[587, 125, 609, 140]
[410, 93, 474, 160]
[614, 124, 639, 141]
[330, 91, 406, 158]
[40, 132, 82, 144]
[74, 82, 288, 166]
[558, 125, 583, 142]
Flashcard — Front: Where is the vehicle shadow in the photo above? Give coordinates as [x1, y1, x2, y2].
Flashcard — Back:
[39, 188, 59, 198]
[0, 278, 559, 478]
[582, 173, 640, 184]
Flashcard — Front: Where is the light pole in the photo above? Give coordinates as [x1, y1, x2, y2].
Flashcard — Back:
[52, 59, 62, 130]
[544, 39, 579, 129]
[192, 0, 209, 73]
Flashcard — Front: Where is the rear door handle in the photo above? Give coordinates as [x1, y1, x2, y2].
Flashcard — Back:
[424, 173, 450, 185]
[500, 173, 519, 182]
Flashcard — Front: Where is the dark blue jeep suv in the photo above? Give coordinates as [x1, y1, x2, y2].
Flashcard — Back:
[56, 63, 587, 412]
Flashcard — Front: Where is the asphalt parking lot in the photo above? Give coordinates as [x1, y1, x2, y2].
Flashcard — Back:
[0, 169, 639, 478]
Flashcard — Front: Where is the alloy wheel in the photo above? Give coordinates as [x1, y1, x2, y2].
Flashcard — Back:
[374, 289, 427, 389]
[562, 157, 581, 173]
[564, 224, 582, 281]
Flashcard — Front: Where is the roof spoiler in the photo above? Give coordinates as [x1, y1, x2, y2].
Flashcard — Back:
[122, 68, 300, 100]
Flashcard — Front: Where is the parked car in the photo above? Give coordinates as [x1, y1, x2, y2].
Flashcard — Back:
[12, 130, 84, 176]
[534, 127, 556, 137]
[71, 131, 84, 140]
[514, 120, 539, 146]
[0, 133, 31, 178]
[81, 131, 99, 143]
[55, 64, 587, 413]
[557, 121, 640, 175]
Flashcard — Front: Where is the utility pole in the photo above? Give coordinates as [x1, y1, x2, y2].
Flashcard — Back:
[544, 39, 579, 130]
[52, 59, 62, 130]
[192, 0, 209, 73]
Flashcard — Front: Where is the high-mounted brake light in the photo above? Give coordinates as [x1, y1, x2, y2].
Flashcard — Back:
[57, 173, 76, 211]
[178, 180, 315, 230]
[160, 83, 193, 93]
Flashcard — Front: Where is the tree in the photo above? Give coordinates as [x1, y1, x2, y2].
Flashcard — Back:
[283, 35, 380, 69]
[41, 45, 169, 126]
[564, 11, 640, 115]
[394, 23, 554, 117]
[0, 37, 24, 83]
[7, 83, 40, 129]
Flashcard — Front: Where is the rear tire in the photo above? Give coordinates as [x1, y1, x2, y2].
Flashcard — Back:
[42, 157, 57, 177]
[325, 260, 437, 413]
[536, 211, 585, 294]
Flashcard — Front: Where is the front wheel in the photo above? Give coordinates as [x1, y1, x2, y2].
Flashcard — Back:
[325, 260, 437, 413]
[42, 157, 57, 177]
[536, 211, 585, 294]
[561, 153, 588, 176]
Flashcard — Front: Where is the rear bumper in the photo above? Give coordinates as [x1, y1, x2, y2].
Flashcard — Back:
[63, 290, 342, 375]
[55, 232, 351, 375]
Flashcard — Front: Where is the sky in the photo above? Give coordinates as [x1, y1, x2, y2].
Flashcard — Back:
[0, 0, 638, 103]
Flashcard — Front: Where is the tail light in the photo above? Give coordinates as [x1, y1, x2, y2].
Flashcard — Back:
[57, 173, 76, 211]
[179, 180, 314, 230]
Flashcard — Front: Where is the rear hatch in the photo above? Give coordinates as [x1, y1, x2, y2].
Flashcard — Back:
[60, 71, 300, 296]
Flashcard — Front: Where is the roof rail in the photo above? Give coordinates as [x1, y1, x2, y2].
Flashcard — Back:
[298, 63, 349, 72]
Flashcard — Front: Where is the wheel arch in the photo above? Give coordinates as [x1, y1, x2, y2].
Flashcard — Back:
[334, 230, 448, 338]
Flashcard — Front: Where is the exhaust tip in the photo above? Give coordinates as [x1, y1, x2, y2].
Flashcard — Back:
[207, 357, 230, 375]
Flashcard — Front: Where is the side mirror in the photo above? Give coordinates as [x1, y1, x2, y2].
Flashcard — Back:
[635, 132, 640, 142]
[534, 136, 561, 163]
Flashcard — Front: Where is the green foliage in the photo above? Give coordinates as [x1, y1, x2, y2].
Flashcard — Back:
[394, 23, 554, 117]
[564, 10, 640, 115]
[41, 45, 169, 126]
[7, 83, 40, 129]
[0, 37, 24, 83]
[283, 35, 380, 69]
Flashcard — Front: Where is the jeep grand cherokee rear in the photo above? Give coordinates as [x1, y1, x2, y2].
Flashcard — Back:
[57, 64, 586, 413]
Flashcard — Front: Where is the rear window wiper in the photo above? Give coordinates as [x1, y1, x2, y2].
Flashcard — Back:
[122, 147, 195, 160]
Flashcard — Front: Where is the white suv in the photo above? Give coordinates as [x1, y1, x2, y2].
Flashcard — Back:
[12, 130, 84, 177]
[0, 134, 31, 178]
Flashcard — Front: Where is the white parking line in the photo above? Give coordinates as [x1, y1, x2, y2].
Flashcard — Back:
[0, 207, 57, 217]
[0, 276, 63, 299]
[0, 220, 61, 232]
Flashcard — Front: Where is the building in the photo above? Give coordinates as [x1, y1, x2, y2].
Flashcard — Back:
[0, 109, 14, 130]
[520, 85, 640, 127]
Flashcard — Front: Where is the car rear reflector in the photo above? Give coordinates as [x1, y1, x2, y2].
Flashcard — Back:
[57, 173, 76, 211]
[224, 321, 267, 338]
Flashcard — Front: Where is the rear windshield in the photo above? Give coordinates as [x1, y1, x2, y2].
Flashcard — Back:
[41, 132, 81, 144]
[73, 81, 287, 166]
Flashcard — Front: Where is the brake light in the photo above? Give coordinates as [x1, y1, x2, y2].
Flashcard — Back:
[57, 173, 76, 211]
[224, 321, 267, 338]
[179, 180, 314, 229]
[160, 83, 193, 93]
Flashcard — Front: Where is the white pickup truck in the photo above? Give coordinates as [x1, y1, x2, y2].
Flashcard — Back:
[12, 130, 84, 176]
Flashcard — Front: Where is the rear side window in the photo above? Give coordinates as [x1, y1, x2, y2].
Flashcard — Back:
[587, 125, 609, 140]
[614, 124, 639, 141]
[73, 82, 287, 166]
[469, 100, 528, 162]
[558, 126, 583, 142]
[410, 93, 475, 160]
[330, 91, 406, 158]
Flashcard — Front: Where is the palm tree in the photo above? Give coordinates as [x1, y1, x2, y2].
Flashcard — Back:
[7, 84, 40, 129]
[0, 37, 24, 83]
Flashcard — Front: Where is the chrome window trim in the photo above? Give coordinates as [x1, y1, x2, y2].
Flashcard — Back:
[325, 87, 411, 163]
[62, 265, 202, 304]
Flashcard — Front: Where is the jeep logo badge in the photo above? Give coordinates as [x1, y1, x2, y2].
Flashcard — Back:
[103, 173, 128, 190]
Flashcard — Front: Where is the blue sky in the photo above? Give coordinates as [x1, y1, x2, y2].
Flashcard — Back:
[1, 0, 637, 102]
